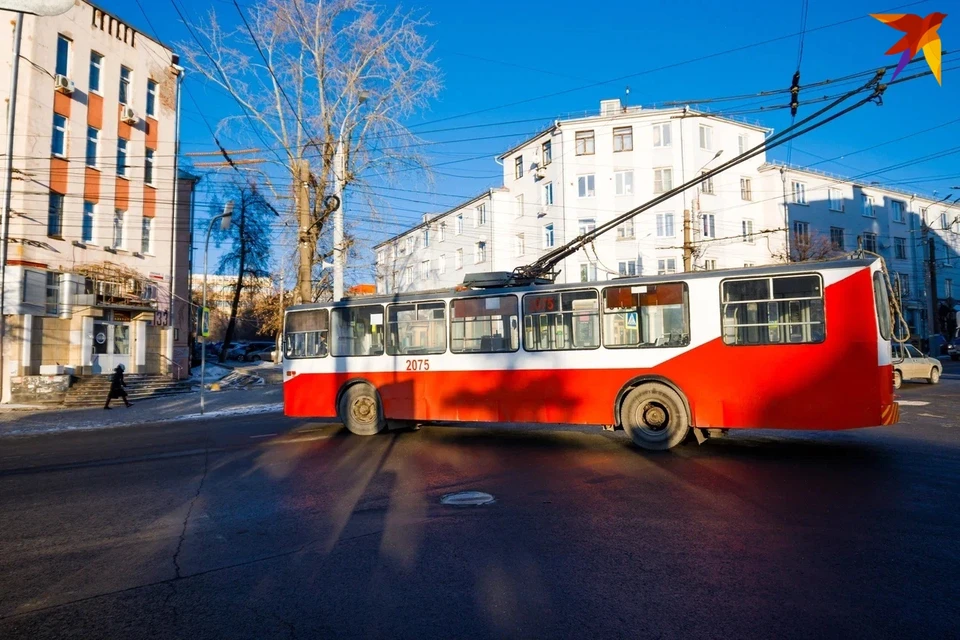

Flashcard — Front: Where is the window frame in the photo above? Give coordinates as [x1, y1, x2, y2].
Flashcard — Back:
[284, 308, 330, 359]
[56, 34, 71, 77]
[891, 199, 905, 223]
[146, 79, 157, 117]
[89, 52, 103, 94]
[47, 192, 64, 238]
[543, 223, 555, 248]
[720, 273, 827, 347]
[386, 300, 447, 356]
[449, 294, 520, 354]
[455, 248, 464, 270]
[514, 155, 523, 179]
[601, 281, 691, 349]
[144, 148, 155, 185]
[828, 188, 844, 212]
[792, 181, 807, 205]
[698, 124, 713, 150]
[86, 126, 100, 168]
[615, 170, 634, 196]
[653, 167, 673, 194]
[861, 193, 876, 218]
[575, 130, 595, 156]
[331, 305, 386, 357]
[830, 227, 845, 251]
[542, 139, 552, 165]
[82, 201, 96, 244]
[894, 237, 907, 260]
[521, 289, 602, 353]
[117, 137, 128, 177]
[613, 126, 633, 152]
[113, 209, 125, 249]
[701, 213, 716, 239]
[119, 66, 132, 106]
[652, 122, 671, 148]
[141, 216, 153, 254]
[52, 113, 67, 157]
[577, 174, 596, 198]
[740, 177, 752, 201]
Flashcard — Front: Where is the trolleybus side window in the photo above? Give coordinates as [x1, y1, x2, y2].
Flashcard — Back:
[602, 283, 690, 348]
[721, 274, 824, 345]
[284, 309, 329, 358]
[450, 295, 519, 353]
[386, 301, 446, 356]
[332, 305, 385, 357]
[873, 271, 892, 340]
[523, 289, 600, 351]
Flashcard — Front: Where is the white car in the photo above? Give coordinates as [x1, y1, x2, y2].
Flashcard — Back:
[892, 343, 942, 389]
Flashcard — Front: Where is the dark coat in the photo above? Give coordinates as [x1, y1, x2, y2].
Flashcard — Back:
[109, 368, 127, 399]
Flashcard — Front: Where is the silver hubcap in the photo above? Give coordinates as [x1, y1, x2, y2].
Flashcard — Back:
[636, 401, 669, 436]
[352, 397, 376, 424]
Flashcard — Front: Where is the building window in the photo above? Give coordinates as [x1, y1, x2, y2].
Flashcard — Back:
[740, 177, 752, 201]
[47, 192, 64, 238]
[515, 194, 524, 217]
[543, 223, 555, 248]
[455, 248, 463, 270]
[146, 80, 157, 117]
[894, 236, 907, 260]
[613, 126, 633, 152]
[578, 218, 596, 235]
[617, 219, 635, 240]
[515, 233, 525, 257]
[542, 139, 552, 165]
[657, 258, 677, 275]
[576, 130, 595, 155]
[543, 182, 554, 206]
[46, 272, 60, 316]
[742, 219, 754, 243]
[700, 172, 714, 195]
[85, 126, 99, 167]
[420, 260, 430, 280]
[656, 213, 674, 237]
[119, 66, 131, 105]
[744, 262, 755, 268]
[792, 221, 810, 248]
[514, 155, 523, 179]
[476, 204, 487, 226]
[376, 249, 385, 265]
[144, 148, 155, 185]
[652, 122, 671, 147]
[89, 52, 102, 93]
[653, 168, 673, 194]
[862, 232, 878, 253]
[438, 255, 447, 275]
[704, 259, 718, 271]
[792, 181, 807, 204]
[615, 170, 634, 196]
[828, 188, 844, 212]
[56, 35, 70, 77]
[403, 266, 412, 287]
[141, 216, 152, 254]
[891, 200, 905, 223]
[475, 241, 486, 264]
[618, 260, 637, 277]
[52, 113, 67, 157]
[701, 213, 716, 238]
[83, 201, 95, 243]
[450, 295, 520, 354]
[438, 222, 445, 242]
[578, 174, 595, 198]
[406, 235, 415, 253]
[579, 262, 597, 282]
[422, 228, 430, 247]
[456, 213, 463, 235]
[830, 227, 845, 251]
[946, 279, 953, 299]
[862, 193, 875, 217]
[113, 209, 124, 249]
[940, 211, 949, 229]
[698, 124, 712, 150]
[117, 138, 128, 177]
[738, 133, 747, 154]
[897, 273, 910, 298]
[721, 275, 825, 345]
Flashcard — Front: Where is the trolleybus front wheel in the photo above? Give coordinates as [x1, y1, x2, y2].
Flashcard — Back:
[338, 383, 386, 436]
[620, 383, 689, 451]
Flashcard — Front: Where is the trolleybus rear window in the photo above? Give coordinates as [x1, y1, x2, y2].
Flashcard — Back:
[387, 301, 446, 356]
[332, 305, 385, 357]
[721, 274, 824, 345]
[522, 289, 600, 351]
[450, 295, 519, 353]
[873, 271, 892, 340]
[601, 283, 690, 348]
[284, 309, 329, 358]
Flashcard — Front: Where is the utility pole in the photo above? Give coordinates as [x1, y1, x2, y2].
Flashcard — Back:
[682, 209, 693, 271]
[929, 235, 939, 336]
[333, 139, 345, 302]
[295, 159, 312, 304]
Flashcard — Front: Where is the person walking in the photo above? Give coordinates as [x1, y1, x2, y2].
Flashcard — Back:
[104, 364, 133, 409]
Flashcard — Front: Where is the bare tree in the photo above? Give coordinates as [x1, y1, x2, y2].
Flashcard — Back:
[181, 0, 441, 303]
[774, 230, 844, 262]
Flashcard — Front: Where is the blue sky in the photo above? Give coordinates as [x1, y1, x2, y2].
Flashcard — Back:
[100, 0, 959, 280]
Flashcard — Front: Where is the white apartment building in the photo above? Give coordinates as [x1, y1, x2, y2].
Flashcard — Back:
[374, 99, 959, 340]
[0, 2, 192, 400]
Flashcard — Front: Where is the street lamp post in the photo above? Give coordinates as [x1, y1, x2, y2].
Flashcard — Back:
[200, 201, 234, 415]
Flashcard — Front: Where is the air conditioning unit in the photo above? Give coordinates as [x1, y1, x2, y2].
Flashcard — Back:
[533, 166, 546, 180]
[54, 74, 75, 94]
[121, 105, 139, 125]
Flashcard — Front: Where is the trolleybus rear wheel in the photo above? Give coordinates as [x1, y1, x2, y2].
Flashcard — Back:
[620, 383, 689, 451]
[338, 383, 386, 436]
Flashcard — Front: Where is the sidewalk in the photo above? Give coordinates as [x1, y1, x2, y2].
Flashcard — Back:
[0, 386, 284, 438]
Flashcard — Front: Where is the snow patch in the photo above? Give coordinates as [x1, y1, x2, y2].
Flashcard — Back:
[173, 403, 283, 421]
[189, 364, 233, 383]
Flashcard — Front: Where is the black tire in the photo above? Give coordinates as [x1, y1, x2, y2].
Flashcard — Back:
[250, 355, 261, 362]
[338, 383, 386, 436]
[619, 383, 689, 451]
[893, 370, 902, 390]
[929, 368, 941, 385]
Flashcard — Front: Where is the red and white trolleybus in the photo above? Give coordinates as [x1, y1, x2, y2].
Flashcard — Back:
[282, 258, 899, 450]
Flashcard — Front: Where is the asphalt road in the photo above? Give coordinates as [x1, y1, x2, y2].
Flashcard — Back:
[1, 364, 959, 639]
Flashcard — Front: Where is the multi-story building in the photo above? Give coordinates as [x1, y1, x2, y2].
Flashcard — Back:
[0, 2, 191, 401]
[375, 100, 780, 292]
[374, 99, 960, 341]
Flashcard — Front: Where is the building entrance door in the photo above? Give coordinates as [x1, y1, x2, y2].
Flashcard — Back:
[91, 316, 132, 374]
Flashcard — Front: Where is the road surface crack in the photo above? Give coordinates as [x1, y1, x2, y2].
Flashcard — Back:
[172, 447, 209, 579]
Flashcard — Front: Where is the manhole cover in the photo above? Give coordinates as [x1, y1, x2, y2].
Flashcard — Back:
[440, 491, 495, 506]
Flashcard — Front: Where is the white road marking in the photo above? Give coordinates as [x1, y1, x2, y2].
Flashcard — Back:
[918, 413, 946, 418]
[897, 400, 930, 406]
[250, 433, 278, 439]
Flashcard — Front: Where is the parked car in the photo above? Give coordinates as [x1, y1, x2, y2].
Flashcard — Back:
[892, 343, 942, 389]
[235, 341, 274, 361]
[947, 329, 960, 361]
[243, 345, 277, 362]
